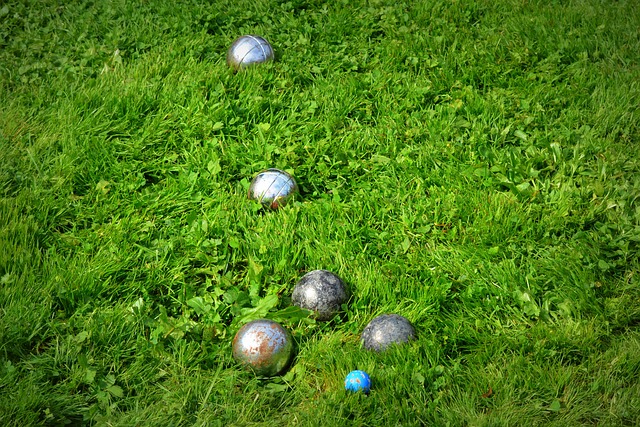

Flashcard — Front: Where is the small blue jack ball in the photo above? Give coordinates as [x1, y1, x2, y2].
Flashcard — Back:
[345, 370, 371, 394]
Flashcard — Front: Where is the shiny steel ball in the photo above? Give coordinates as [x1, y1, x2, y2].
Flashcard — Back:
[361, 314, 416, 352]
[345, 370, 372, 394]
[227, 35, 274, 70]
[292, 270, 347, 321]
[232, 319, 294, 377]
[248, 168, 298, 210]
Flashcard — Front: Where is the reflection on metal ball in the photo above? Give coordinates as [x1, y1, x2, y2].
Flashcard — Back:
[248, 168, 298, 210]
[361, 314, 416, 352]
[232, 319, 294, 377]
[227, 35, 274, 70]
[292, 270, 347, 321]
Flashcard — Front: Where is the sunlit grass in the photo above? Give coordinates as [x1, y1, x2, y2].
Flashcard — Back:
[1, 0, 639, 425]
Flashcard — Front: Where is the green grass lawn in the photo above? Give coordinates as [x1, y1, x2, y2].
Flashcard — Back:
[1, 0, 639, 425]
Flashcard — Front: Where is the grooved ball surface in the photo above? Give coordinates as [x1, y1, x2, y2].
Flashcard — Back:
[226, 35, 274, 70]
[248, 168, 298, 210]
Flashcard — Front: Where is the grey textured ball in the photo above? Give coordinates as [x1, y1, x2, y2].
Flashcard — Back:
[292, 270, 347, 321]
[232, 319, 294, 377]
[361, 314, 416, 352]
[227, 35, 274, 70]
[248, 168, 298, 210]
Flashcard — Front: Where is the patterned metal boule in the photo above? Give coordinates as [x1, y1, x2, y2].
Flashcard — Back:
[361, 314, 416, 352]
[232, 319, 294, 377]
[227, 35, 274, 70]
[248, 168, 298, 210]
[292, 270, 347, 321]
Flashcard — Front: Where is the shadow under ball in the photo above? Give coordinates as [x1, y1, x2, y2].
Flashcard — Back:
[227, 35, 274, 70]
[232, 319, 294, 377]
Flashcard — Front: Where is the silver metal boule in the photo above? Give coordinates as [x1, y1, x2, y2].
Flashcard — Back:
[227, 35, 274, 70]
[232, 319, 294, 377]
[248, 168, 298, 210]
[292, 270, 347, 321]
[361, 314, 416, 352]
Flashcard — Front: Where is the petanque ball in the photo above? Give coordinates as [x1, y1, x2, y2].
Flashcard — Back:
[227, 35, 274, 70]
[292, 270, 347, 321]
[232, 319, 294, 377]
[361, 314, 416, 352]
[248, 168, 298, 210]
